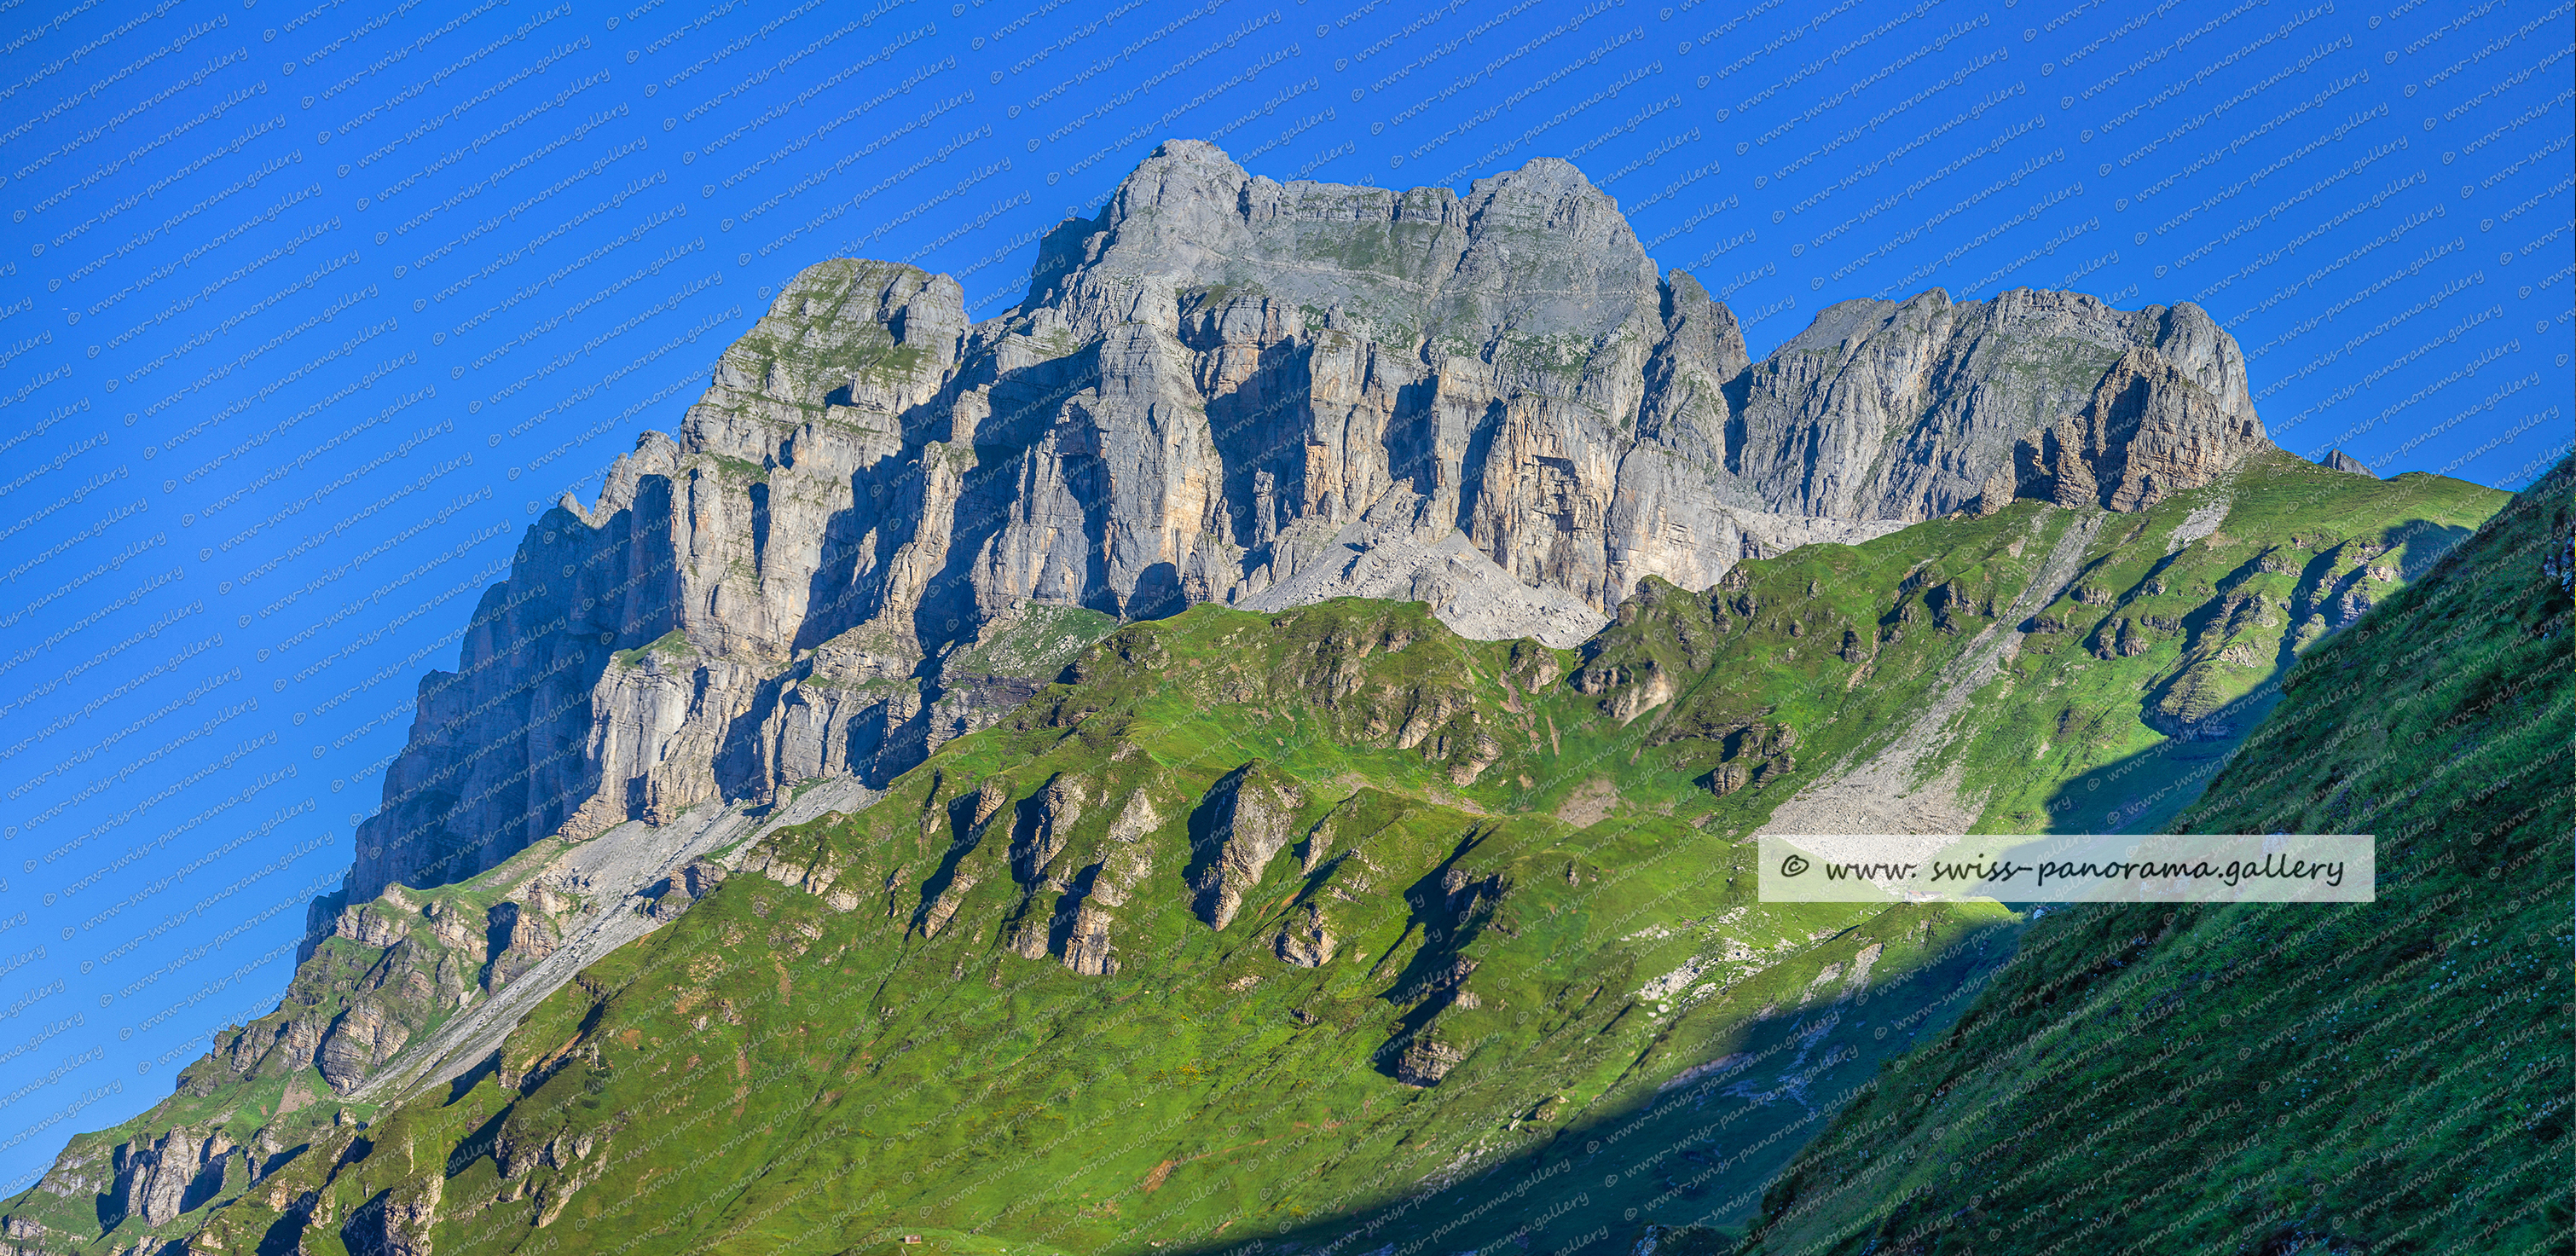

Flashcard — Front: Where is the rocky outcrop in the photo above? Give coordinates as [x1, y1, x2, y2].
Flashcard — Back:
[343, 259, 973, 906]
[333, 137, 2279, 918]
[1030, 785, 1163, 975]
[1010, 773, 1089, 886]
[2321, 449, 2375, 477]
[1239, 502, 1612, 648]
[1392, 1038, 1468, 1087]
[1275, 902, 1336, 967]
[480, 897, 564, 992]
[1188, 764, 1305, 930]
[223, 871, 591, 1098]
[1732, 288, 2264, 519]
[1, 1214, 52, 1255]
[1695, 722, 1798, 797]
[1060, 900, 1120, 976]
[107, 1128, 234, 1229]
[2014, 345, 2266, 512]
[341, 1175, 441, 1256]
[645, 858, 726, 923]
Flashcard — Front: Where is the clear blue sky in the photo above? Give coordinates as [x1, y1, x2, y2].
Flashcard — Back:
[0, 0, 2567, 1188]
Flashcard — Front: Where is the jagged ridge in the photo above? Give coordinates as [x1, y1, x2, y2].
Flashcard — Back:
[2, 442, 2506, 1256]
[345, 139, 2277, 914]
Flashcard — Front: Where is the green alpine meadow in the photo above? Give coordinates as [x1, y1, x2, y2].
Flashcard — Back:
[4, 142, 2562, 1256]
[1705, 453, 2573, 1256]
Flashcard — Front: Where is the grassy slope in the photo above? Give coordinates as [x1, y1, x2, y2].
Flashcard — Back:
[5, 455, 2507, 1256]
[187, 599, 2004, 1256]
[1724, 455, 2573, 1256]
[0, 830, 601, 1253]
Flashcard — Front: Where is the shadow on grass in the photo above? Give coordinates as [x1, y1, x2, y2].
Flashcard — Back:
[2042, 721, 2257, 838]
[2048, 516, 2476, 840]
[1137, 920, 2023, 1256]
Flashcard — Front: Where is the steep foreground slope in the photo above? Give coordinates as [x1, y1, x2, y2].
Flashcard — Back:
[1, 451, 2506, 1256]
[1700, 454, 2574, 1256]
[339, 137, 2277, 919]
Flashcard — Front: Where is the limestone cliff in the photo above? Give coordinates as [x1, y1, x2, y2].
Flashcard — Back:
[344, 138, 2272, 907]
[1728, 287, 2260, 519]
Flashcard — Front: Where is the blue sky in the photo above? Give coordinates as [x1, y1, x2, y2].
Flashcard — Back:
[0, 0, 2568, 1189]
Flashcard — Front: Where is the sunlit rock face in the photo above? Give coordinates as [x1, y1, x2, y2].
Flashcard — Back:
[347, 139, 2269, 904]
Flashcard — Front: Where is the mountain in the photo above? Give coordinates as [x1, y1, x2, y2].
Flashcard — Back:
[339, 138, 2273, 916]
[0, 141, 2513, 1256]
[1695, 454, 2573, 1256]
[1, 465, 2503, 1254]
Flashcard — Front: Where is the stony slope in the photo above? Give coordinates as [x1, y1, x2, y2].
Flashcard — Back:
[0, 784, 871, 1252]
[334, 138, 2280, 923]
[0, 446, 2504, 1256]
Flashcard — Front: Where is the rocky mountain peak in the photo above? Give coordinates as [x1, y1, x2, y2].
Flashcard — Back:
[2015, 342, 2263, 513]
[1025, 141, 1665, 369]
[1729, 285, 2262, 520]
[327, 139, 2278, 907]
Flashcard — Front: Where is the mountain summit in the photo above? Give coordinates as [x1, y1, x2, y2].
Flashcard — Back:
[2, 140, 2513, 1256]
[344, 140, 2276, 907]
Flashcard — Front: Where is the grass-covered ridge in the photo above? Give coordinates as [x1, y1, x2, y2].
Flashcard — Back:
[172, 598, 2010, 1256]
[1, 453, 2515, 1256]
[1716, 454, 2573, 1256]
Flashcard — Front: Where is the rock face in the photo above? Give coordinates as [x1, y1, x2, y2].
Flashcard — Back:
[107, 1129, 234, 1229]
[1729, 288, 2261, 519]
[2017, 344, 2265, 512]
[2321, 449, 2375, 477]
[340, 138, 2274, 906]
[1188, 763, 1305, 931]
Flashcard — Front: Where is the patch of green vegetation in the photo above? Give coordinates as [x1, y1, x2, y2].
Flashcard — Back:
[612, 628, 690, 668]
[796, 673, 915, 694]
[20, 456, 2521, 1256]
[944, 603, 1121, 680]
[1021, 326, 1087, 361]
[1183, 281, 1266, 308]
[1487, 330, 1600, 382]
[707, 453, 768, 483]
[1999, 333, 2127, 415]
[1716, 454, 2573, 1256]
[715, 259, 943, 410]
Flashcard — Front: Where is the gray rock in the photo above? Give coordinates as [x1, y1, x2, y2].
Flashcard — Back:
[1061, 900, 1120, 976]
[1044, 786, 1163, 976]
[2321, 449, 2375, 476]
[1275, 903, 1336, 967]
[1237, 497, 1610, 648]
[332, 138, 2282, 922]
[480, 900, 561, 991]
[1392, 1037, 1467, 1086]
[107, 1128, 233, 1228]
[1010, 773, 1087, 885]
[2016, 344, 2266, 512]
[645, 858, 726, 923]
[1188, 763, 1304, 931]
[1730, 288, 2262, 519]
